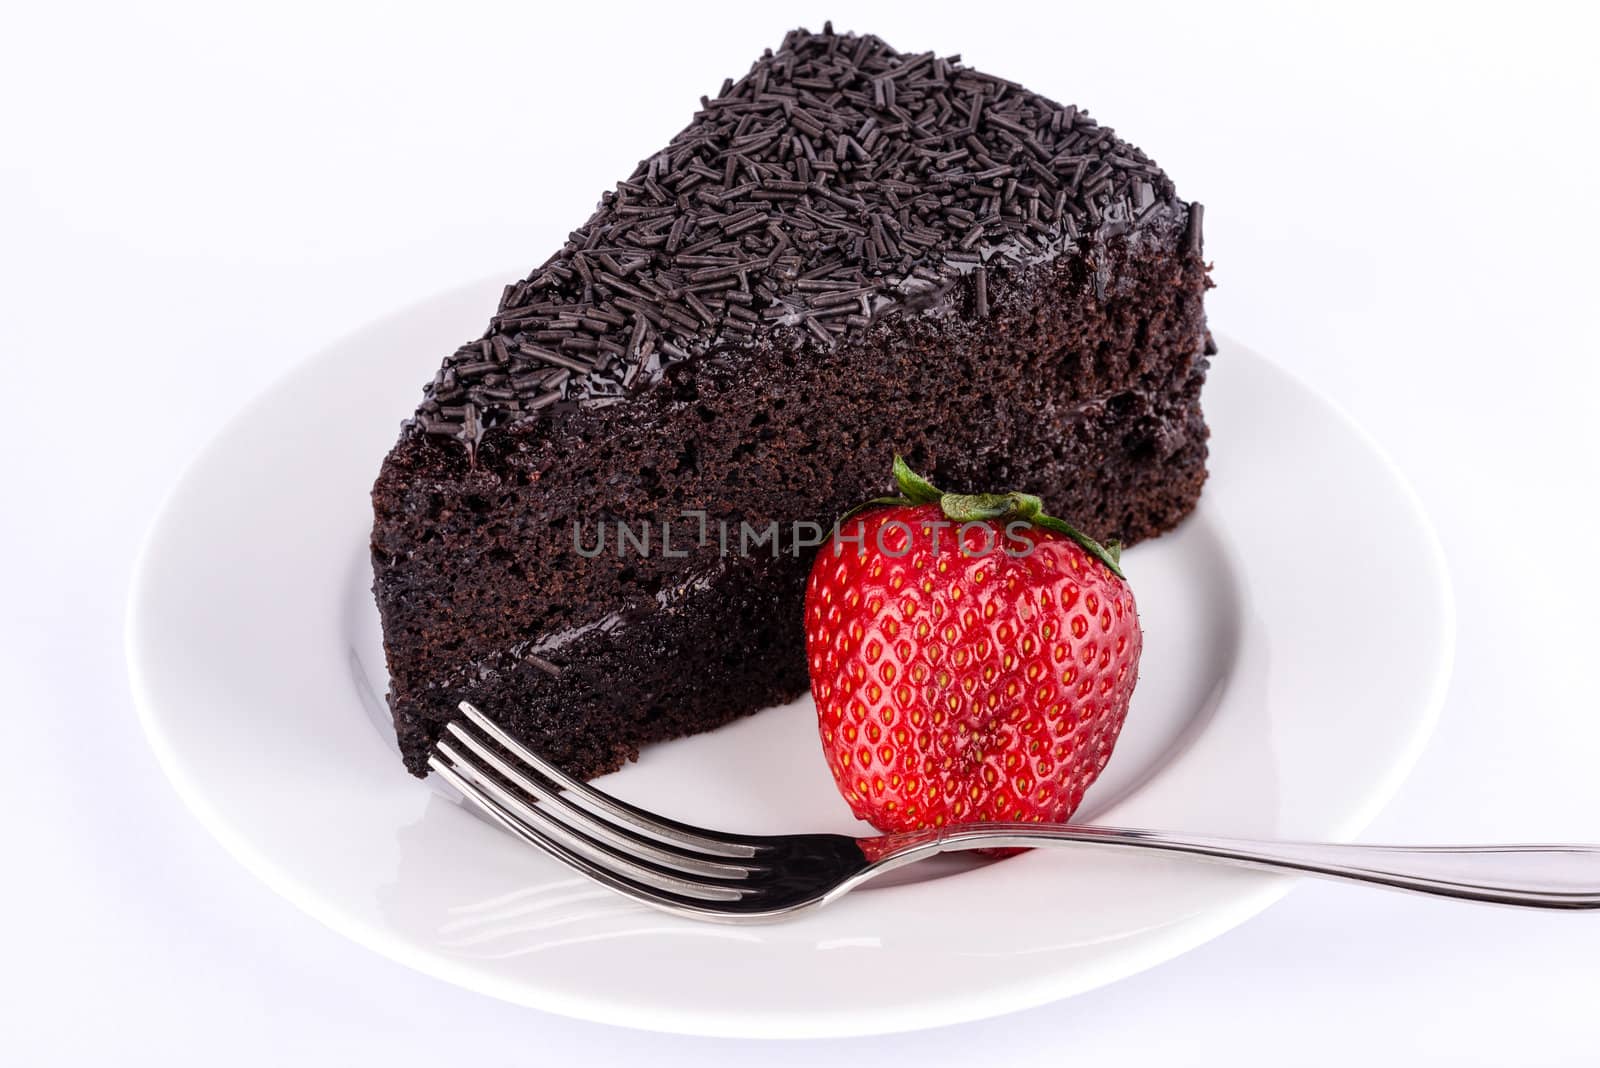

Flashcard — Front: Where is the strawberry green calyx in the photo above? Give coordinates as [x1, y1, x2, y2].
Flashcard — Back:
[939, 491, 1043, 523]
[888, 454, 1126, 578]
[890, 454, 942, 504]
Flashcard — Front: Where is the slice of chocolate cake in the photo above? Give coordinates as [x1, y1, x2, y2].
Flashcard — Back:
[372, 25, 1212, 779]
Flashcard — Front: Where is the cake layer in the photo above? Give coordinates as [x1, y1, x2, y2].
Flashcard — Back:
[386, 383, 1207, 777]
[404, 25, 1198, 452]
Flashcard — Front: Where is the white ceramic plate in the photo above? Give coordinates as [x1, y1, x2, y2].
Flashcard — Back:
[127, 277, 1453, 1038]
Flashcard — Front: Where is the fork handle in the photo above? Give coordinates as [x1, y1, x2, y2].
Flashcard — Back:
[893, 824, 1600, 909]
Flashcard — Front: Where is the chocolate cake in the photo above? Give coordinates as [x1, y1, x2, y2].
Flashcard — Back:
[371, 24, 1212, 780]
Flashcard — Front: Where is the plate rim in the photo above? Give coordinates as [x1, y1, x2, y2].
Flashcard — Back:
[125, 286, 1455, 1038]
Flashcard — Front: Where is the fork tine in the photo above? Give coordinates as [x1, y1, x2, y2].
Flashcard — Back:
[443, 721, 759, 880]
[432, 745, 750, 904]
[428, 756, 748, 917]
[457, 701, 757, 858]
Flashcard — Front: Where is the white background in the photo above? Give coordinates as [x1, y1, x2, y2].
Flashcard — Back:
[4, 0, 1599, 1063]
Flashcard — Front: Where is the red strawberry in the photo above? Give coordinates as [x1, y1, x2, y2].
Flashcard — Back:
[804, 457, 1142, 833]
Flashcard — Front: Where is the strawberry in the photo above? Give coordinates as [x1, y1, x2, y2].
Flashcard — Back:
[804, 456, 1142, 833]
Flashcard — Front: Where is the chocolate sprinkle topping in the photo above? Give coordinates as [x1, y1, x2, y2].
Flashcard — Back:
[413, 24, 1189, 446]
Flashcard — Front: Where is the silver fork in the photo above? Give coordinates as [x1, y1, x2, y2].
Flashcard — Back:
[429, 702, 1600, 922]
